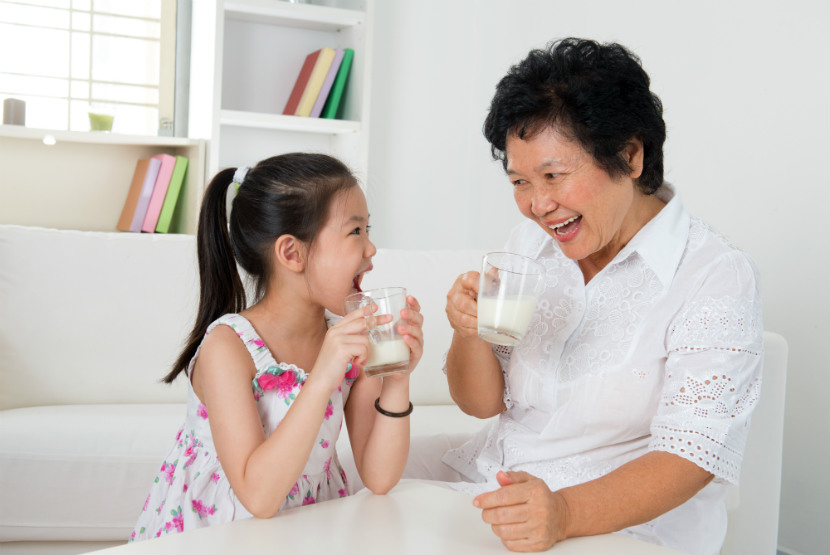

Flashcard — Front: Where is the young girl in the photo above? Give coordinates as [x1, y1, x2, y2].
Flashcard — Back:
[130, 153, 423, 541]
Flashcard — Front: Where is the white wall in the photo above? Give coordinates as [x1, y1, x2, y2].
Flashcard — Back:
[367, 1, 830, 554]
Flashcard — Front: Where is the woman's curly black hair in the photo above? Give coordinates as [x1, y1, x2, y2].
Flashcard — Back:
[483, 38, 666, 194]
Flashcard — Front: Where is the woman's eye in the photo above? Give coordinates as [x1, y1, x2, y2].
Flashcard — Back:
[350, 227, 361, 235]
[512, 179, 526, 187]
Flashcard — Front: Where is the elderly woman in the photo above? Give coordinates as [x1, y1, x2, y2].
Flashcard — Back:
[440, 38, 763, 554]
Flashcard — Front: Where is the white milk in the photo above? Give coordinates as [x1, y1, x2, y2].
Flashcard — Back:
[477, 295, 538, 346]
[366, 338, 410, 370]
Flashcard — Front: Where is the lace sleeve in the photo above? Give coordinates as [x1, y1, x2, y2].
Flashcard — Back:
[492, 344, 514, 410]
[649, 253, 764, 485]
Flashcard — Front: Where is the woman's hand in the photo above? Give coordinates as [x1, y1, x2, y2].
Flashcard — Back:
[446, 271, 480, 339]
[473, 471, 568, 552]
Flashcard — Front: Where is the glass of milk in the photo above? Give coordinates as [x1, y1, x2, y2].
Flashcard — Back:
[477, 252, 545, 347]
[344, 287, 410, 377]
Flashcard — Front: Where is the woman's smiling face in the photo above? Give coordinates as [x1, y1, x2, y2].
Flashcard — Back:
[505, 125, 655, 278]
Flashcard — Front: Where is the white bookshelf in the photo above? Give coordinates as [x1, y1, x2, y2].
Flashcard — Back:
[0, 125, 206, 234]
[189, 0, 373, 183]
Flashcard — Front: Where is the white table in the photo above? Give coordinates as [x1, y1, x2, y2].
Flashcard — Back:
[87, 480, 682, 555]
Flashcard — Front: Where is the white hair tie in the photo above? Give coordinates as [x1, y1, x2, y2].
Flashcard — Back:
[232, 166, 250, 188]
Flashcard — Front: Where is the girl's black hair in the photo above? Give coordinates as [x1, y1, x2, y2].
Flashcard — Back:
[483, 37, 666, 194]
[163, 152, 357, 383]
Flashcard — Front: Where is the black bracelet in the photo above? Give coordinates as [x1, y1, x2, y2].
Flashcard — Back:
[374, 397, 413, 418]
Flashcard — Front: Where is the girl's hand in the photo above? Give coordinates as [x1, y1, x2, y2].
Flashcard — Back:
[394, 295, 424, 375]
[311, 305, 377, 392]
[446, 271, 480, 340]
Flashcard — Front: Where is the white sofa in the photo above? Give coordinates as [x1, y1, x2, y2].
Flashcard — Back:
[0, 224, 788, 555]
[0, 224, 490, 554]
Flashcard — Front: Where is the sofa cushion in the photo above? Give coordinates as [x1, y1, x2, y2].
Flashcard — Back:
[0, 403, 491, 542]
[0, 225, 196, 410]
[0, 404, 184, 541]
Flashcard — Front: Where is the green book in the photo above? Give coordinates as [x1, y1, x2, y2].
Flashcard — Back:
[154, 155, 188, 233]
[321, 48, 354, 119]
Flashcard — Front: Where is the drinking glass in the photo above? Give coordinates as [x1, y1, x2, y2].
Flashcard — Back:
[477, 252, 545, 346]
[344, 287, 410, 377]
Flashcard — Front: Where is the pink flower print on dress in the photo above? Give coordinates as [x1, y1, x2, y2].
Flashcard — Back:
[196, 403, 208, 420]
[303, 491, 316, 506]
[183, 437, 200, 468]
[323, 456, 332, 480]
[274, 371, 299, 398]
[161, 460, 177, 485]
[191, 499, 217, 519]
[324, 401, 334, 420]
[320, 439, 329, 449]
[211, 472, 221, 483]
[248, 337, 266, 351]
[288, 482, 299, 500]
[344, 361, 360, 380]
[161, 506, 183, 534]
[142, 493, 150, 512]
[339, 488, 348, 497]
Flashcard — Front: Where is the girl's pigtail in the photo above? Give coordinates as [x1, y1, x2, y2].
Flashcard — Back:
[163, 168, 247, 383]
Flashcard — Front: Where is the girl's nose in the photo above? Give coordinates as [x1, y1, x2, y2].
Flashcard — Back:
[366, 238, 377, 257]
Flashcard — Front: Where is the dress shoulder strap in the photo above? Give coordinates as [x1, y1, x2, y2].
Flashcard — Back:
[186, 313, 282, 378]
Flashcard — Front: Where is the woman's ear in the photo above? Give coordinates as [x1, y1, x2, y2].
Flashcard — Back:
[273, 235, 307, 273]
[623, 137, 644, 180]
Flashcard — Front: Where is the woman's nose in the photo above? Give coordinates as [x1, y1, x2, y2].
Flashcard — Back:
[531, 186, 559, 217]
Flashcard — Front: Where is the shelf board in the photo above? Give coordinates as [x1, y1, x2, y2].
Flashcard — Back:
[219, 110, 360, 134]
[0, 125, 201, 147]
[224, 0, 365, 31]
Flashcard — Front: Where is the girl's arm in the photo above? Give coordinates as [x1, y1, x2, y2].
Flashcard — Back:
[195, 311, 372, 518]
[344, 295, 423, 494]
[445, 271, 505, 418]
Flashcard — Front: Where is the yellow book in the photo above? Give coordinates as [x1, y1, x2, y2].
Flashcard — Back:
[295, 47, 337, 117]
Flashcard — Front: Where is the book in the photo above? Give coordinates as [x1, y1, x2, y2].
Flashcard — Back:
[129, 156, 162, 233]
[310, 48, 345, 118]
[295, 47, 337, 117]
[117, 157, 153, 231]
[154, 155, 189, 234]
[283, 49, 321, 115]
[141, 153, 177, 233]
[321, 48, 354, 120]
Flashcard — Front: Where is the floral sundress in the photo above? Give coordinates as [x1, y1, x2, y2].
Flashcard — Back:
[130, 313, 358, 542]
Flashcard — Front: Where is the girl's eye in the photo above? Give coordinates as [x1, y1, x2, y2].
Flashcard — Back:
[512, 179, 526, 187]
[351, 225, 371, 236]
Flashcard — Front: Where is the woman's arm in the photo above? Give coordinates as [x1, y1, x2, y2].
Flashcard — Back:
[474, 451, 713, 552]
[345, 295, 424, 493]
[445, 271, 505, 418]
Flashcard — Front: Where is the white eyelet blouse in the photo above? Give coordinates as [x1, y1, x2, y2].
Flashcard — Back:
[442, 185, 764, 555]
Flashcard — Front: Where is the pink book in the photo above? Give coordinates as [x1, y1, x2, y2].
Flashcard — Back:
[141, 154, 177, 233]
[310, 49, 345, 118]
[129, 157, 162, 233]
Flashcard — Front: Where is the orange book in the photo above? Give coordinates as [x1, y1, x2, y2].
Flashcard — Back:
[117, 157, 152, 232]
[283, 49, 321, 115]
